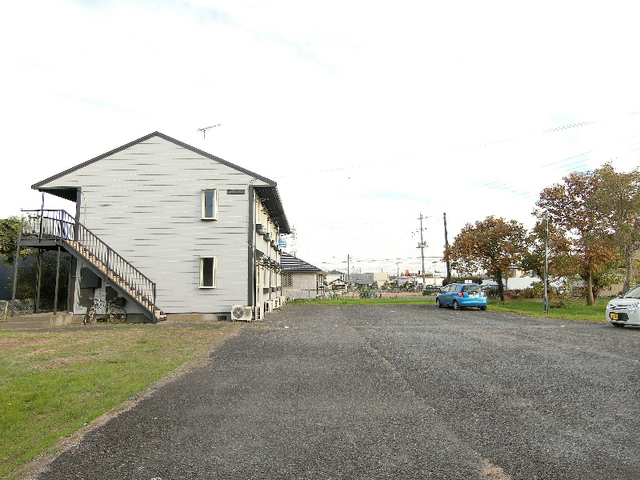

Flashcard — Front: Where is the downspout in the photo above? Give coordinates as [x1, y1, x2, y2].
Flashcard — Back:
[248, 185, 255, 310]
[68, 187, 82, 314]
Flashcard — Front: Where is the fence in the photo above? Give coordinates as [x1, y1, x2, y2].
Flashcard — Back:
[284, 289, 325, 300]
[0, 299, 61, 322]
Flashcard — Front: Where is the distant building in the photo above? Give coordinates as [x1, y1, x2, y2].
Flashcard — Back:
[325, 269, 344, 285]
[281, 252, 326, 299]
[328, 278, 348, 291]
[349, 272, 389, 287]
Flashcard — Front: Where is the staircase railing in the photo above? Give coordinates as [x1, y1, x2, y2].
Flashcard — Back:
[22, 209, 157, 317]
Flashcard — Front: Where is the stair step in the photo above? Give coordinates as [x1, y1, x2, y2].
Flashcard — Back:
[64, 233, 158, 319]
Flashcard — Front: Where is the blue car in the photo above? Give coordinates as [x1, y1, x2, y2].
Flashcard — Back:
[436, 283, 488, 310]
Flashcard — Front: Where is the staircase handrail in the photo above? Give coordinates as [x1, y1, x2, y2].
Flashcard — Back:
[22, 209, 157, 315]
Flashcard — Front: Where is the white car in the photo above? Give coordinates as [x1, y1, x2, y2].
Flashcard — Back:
[606, 285, 640, 328]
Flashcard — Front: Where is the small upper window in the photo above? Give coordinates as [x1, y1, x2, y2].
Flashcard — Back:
[202, 190, 218, 220]
[200, 256, 217, 288]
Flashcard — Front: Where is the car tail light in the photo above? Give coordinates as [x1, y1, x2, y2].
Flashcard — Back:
[483, 291, 487, 297]
[458, 292, 465, 298]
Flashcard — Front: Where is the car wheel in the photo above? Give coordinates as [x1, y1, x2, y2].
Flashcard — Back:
[611, 323, 625, 328]
[480, 306, 487, 311]
[436, 298, 442, 308]
[453, 300, 460, 310]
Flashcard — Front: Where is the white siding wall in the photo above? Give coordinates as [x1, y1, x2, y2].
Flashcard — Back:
[283, 272, 322, 299]
[44, 137, 270, 314]
[254, 197, 282, 314]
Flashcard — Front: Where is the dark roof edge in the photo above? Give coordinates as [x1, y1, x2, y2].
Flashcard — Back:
[255, 185, 290, 234]
[281, 252, 322, 272]
[31, 131, 278, 190]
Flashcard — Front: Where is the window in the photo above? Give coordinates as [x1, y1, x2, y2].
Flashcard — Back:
[282, 273, 292, 287]
[201, 189, 218, 220]
[200, 256, 217, 288]
[462, 285, 481, 294]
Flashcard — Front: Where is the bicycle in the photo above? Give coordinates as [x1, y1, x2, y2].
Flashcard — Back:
[83, 297, 127, 324]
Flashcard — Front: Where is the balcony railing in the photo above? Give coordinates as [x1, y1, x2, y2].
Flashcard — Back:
[22, 209, 157, 317]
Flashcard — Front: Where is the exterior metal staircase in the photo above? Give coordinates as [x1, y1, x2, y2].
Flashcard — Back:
[21, 210, 166, 323]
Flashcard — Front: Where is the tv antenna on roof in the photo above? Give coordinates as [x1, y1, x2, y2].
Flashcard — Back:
[198, 124, 221, 139]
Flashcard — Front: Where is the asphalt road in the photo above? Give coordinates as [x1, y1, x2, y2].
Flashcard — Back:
[33, 304, 640, 479]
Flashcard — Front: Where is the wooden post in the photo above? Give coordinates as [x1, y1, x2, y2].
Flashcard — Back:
[53, 245, 61, 315]
[35, 250, 43, 314]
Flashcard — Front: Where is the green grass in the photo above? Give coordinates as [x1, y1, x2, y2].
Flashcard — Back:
[293, 296, 609, 322]
[0, 323, 241, 479]
[488, 298, 608, 322]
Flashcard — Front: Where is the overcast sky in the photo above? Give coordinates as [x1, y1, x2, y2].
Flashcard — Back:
[2, 1, 640, 275]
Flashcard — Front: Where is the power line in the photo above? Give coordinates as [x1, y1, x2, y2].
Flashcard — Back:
[452, 111, 640, 153]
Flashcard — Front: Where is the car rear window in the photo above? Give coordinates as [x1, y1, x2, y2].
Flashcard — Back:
[462, 285, 481, 294]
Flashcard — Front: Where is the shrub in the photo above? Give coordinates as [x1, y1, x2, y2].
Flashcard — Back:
[520, 288, 535, 299]
[530, 281, 545, 299]
[485, 287, 502, 299]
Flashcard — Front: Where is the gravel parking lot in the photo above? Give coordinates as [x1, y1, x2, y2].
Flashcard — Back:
[33, 304, 640, 479]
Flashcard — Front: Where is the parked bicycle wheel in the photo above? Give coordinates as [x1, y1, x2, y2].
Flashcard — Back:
[83, 306, 96, 325]
[107, 307, 127, 324]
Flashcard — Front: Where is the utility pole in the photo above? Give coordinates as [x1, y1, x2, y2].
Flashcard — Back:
[418, 213, 427, 293]
[443, 213, 451, 284]
[347, 254, 350, 283]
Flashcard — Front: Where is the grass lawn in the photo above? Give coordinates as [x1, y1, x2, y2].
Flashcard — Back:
[488, 297, 608, 322]
[0, 322, 242, 480]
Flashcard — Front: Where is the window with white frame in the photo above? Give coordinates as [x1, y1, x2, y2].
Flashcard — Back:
[200, 256, 217, 288]
[201, 189, 219, 220]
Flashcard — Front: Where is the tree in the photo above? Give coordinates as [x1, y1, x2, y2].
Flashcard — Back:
[521, 218, 571, 291]
[589, 163, 640, 292]
[534, 169, 621, 306]
[0, 216, 31, 266]
[447, 216, 527, 301]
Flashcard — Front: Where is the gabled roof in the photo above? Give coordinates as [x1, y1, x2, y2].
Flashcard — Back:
[281, 252, 323, 273]
[31, 131, 290, 233]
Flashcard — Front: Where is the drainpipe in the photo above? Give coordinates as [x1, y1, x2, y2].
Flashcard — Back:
[248, 185, 255, 309]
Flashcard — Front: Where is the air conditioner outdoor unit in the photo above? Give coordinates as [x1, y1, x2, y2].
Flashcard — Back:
[273, 298, 280, 309]
[231, 305, 252, 321]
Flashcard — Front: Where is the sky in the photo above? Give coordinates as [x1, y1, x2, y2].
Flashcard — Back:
[2, 0, 640, 276]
